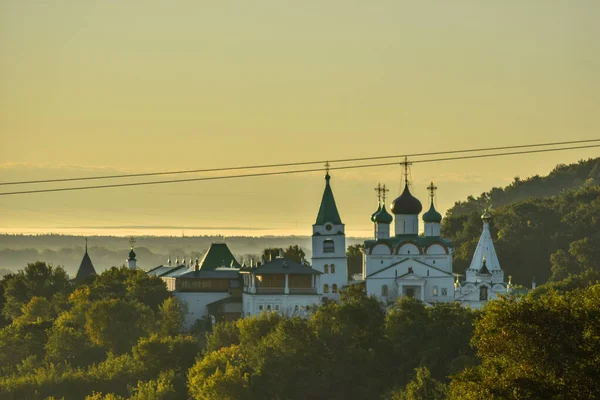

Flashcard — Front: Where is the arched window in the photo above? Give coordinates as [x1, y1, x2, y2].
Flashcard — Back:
[433, 286, 438, 296]
[323, 239, 335, 253]
[294, 305, 299, 311]
[323, 284, 329, 293]
[267, 305, 272, 311]
[332, 284, 338, 293]
[381, 285, 388, 297]
[259, 305, 264, 311]
[324, 264, 329, 273]
[330, 264, 336, 274]
[480, 286, 488, 301]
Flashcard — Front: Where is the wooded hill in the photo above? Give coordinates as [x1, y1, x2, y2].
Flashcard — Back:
[442, 158, 600, 286]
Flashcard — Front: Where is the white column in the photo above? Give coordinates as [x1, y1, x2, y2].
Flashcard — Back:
[285, 274, 289, 294]
[251, 273, 256, 294]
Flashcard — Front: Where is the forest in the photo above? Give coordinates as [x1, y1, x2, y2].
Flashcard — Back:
[0, 263, 597, 399]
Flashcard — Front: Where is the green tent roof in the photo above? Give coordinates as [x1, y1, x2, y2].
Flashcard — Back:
[197, 243, 241, 271]
[315, 174, 342, 225]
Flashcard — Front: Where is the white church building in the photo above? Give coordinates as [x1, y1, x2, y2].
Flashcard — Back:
[310, 168, 511, 310]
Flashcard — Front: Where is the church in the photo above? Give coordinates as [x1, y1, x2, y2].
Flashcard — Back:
[310, 166, 511, 309]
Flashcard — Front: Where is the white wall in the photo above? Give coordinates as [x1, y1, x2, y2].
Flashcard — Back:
[243, 293, 322, 317]
[174, 292, 231, 330]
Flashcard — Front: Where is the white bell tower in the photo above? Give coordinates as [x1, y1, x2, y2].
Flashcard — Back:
[311, 164, 348, 301]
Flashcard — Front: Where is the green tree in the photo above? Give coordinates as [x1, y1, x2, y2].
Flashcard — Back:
[282, 245, 306, 264]
[85, 299, 156, 354]
[389, 367, 448, 400]
[157, 297, 186, 336]
[1, 262, 69, 320]
[450, 285, 600, 399]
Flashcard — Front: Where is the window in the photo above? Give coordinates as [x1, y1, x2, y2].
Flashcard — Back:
[433, 286, 438, 296]
[330, 264, 336, 274]
[324, 264, 329, 273]
[332, 284, 338, 293]
[275, 305, 280, 311]
[324, 284, 329, 293]
[441, 288, 448, 296]
[381, 285, 388, 297]
[408, 267, 414, 273]
[267, 305, 272, 311]
[480, 286, 488, 301]
[323, 239, 335, 253]
[294, 305, 299, 311]
[259, 305, 264, 311]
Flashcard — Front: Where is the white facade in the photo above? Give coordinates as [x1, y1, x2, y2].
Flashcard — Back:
[174, 291, 231, 329]
[242, 293, 321, 317]
[311, 225, 347, 300]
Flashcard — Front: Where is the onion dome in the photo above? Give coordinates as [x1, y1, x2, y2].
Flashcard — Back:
[374, 204, 393, 224]
[128, 248, 136, 261]
[422, 201, 442, 223]
[370, 203, 382, 222]
[481, 209, 492, 222]
[391, 184, 423, 215]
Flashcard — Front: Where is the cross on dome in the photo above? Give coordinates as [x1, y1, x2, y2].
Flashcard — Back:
[400, 156, 413, 186]
[129, 237, 136, 249]
[427, 182, 438, 202]
[374, 183, 382, 202]
[381, 184, 389, 203]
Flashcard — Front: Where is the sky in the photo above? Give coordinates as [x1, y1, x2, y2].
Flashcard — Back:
[1, 1, 599, 237]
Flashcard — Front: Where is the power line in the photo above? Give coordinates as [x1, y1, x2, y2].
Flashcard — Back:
[0, 143, 597, 197]
[2, 138, 599, 186]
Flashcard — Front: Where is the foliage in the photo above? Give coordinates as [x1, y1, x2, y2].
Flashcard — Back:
[449, 285, 600, 399]
[262, 245, 307, 264]
[1, 262, 70, 320]
[388, 367, 448, 400]
[443, 184, 600, 285]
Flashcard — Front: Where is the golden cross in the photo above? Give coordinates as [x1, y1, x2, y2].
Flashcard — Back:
[427, 181, 437, 201]
[400, 156, 412, 186]
[374, 183, 382, 202]
[325, 161, 330, 175]
[382, 184, 390, 203]
[129, 237, 136, 249]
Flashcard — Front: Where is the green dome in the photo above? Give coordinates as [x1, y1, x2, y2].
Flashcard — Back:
[375, 204, 394, 224]
[128, 249, 136, 261]
[481, 209, 492, 221]
[370, 203, 381, 222]
[422, 201, 442, 223]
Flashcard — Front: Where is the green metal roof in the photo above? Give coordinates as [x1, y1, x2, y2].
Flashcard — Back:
[374, 203, 393, 224]
[370, 203, 381, 222]
[197, 243, 241, 271]
[422, 201, 442, 223]
[315, 174, 342, 225]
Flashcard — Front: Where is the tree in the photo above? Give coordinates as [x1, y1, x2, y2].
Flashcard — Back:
[449, 285, 600, 399]
[282, 245, 306, 264]
[85, 298, 156, 354]
[1, 262, 69, 320]
[389, 367, 448, 400]
[346, 244, 364, 277]
[157, 297, 186, 336]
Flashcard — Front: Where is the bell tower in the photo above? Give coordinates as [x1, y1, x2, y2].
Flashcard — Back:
[311, 163, 348, 300]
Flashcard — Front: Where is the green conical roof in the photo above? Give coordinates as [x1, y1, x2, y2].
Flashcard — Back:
[315, 174, 342, 225]
[371, 203, 381, 222]
[422, 201, 442, 223]
[374, 203, 393, 224]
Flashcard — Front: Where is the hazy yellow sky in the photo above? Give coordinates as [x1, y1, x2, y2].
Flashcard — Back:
[1, 1, 599, 237]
